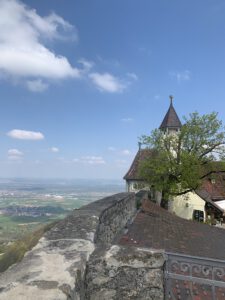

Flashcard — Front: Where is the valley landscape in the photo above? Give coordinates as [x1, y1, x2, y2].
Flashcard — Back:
[0, 178, 124, 248]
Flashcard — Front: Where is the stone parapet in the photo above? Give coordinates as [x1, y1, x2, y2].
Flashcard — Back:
[94, 193, 137, 245]
[0, 193, 136, 300]
[84, 245, 165, 300]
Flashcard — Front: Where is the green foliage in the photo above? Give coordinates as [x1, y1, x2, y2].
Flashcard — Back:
[0, 221, 57, 273]
[139, 112, 225, 198]
[133, 182, 147, 190]
[0, 213, 60, 244]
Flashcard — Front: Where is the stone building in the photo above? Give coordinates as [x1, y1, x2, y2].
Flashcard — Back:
[123, 97, 224, 223]
[124, 96, 181, 193]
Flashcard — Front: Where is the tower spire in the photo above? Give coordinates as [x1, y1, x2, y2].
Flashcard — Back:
[159, 95, 182, 132]
[169, 95, 174, 105]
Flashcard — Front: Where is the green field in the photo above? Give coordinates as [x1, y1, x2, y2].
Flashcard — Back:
[0, 214, 65, 246]
[0, 195, 93, 244]
[0, 179, 124, 249]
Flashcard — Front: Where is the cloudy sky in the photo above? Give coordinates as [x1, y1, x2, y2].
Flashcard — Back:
[0, 0, 225, 179]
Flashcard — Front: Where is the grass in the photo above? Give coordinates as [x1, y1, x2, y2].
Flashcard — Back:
[0, 221, 58, 273]
[0, 214, 64, 244]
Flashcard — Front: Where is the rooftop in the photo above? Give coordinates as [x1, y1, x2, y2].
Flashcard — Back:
[159, 97, 182, 130]
[119, 198, 225, 260]
[123, 149, 154, 180]
[201, 175, 225, 201]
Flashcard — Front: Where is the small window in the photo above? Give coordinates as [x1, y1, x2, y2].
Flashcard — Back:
[193, 210, 204, 222]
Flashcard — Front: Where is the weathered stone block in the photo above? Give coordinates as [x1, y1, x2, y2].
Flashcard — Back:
[0, 193, 138, 300]
[85, 245, 165, 300]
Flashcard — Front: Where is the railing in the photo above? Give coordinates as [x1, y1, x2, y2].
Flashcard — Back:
[164, 252, 225, 300]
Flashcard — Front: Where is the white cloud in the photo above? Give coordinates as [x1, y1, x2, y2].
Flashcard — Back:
[121, 118, 134, 123]
[121, 149, 131, 156]
[127, 72, 138, 81]
[0, 1, 136, 94]
[74, 156, 106, 165]
[82, 156, 106, 164]
[0, 0, 80, 87]
[169, 70, 191, 82]
[7, 129, 44, 140]
[8, 149, 23, 156]
[50, 147, 59, 153]
[8, 148, 23, 161]
[26, 79, 48, 92]
[78, 58, 94, 73]
[89, 72, 126, 93]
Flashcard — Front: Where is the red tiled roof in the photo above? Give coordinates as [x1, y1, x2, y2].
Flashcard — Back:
[123, 149, 154, 180]
[196, 189, 224, 213]
[201, 175, 225, 201]
[118, 199, 225, 260]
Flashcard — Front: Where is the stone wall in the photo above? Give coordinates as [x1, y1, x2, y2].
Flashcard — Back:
[94, 193, 136, 245]
[84, 245, 165, 300]
[0, 192, 165, 300]
[0, 193, 137, 300]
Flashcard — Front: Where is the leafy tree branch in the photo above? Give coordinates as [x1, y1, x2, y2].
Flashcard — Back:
[139, 112, 225, 199]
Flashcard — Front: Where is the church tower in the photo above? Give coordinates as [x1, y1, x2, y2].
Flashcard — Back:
[124, 95, 182, 192]
[159, 96, 182, 133]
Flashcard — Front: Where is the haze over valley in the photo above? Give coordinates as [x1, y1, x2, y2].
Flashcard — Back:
[0, 178, 124, 245]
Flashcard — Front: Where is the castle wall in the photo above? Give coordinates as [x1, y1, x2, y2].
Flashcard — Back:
[0, 192, 165, 300]
[0, 193, 136, 299]
[85, 245, 165, 300]
[94, 193, 136, 245]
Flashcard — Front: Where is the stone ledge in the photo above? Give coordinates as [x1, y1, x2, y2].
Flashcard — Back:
[84, 245, 165, 300]
[0, 192, 136, 300]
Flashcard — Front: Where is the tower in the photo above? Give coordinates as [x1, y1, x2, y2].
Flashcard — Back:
[159, 96, 182, 134]
[124, 95, 182, 192]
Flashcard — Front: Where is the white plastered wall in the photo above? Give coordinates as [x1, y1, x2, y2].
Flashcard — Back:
[172, 192, 206, 221]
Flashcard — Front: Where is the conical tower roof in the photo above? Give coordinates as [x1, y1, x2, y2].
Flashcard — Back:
[159, 96, 182, 130]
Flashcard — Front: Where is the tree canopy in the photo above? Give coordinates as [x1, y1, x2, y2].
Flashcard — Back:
[139, 112, 225, 198]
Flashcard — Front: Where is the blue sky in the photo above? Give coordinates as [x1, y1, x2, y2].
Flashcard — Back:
[0, 0, 225, 179]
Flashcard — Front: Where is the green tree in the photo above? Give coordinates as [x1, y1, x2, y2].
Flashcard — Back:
[139, 112, 225, 199]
